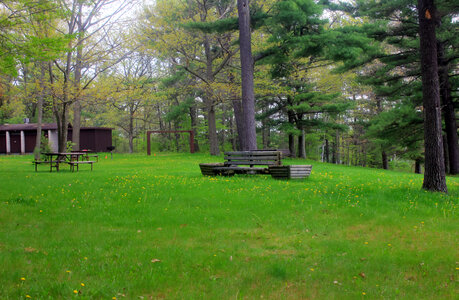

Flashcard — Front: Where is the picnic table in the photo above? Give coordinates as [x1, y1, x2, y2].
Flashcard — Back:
[34, 152, 96, 172]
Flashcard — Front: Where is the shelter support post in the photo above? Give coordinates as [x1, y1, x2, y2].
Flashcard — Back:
[20, 131, 25, 154]
[6, 131, 10, 154]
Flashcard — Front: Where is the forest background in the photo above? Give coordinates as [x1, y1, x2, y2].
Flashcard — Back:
[0, 0, 457, 176]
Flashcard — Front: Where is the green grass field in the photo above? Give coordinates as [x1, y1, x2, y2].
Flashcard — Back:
[0, 153, 458, 299]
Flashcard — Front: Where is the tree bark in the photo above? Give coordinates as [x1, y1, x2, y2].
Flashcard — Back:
[382, 151, 389, 170]
[128, 106, 134, 153]
[237, 0, 257, 150]
[415, 158, 422, 174]
[288, 110, 296, 157]
[437, 41, 459, 175]
[262, 105, 270, 149]
[205, 92, 219, 155]
[417, 0, 447, 193]
[203, 36, 219, 156]
[230, 74, 246, 150]
[443, 135, 449, 173]
[298, 129, 306, 159]
[189, 100, 200, 152]
[72, 2, 83, 151]
[34, 63, 46, 160]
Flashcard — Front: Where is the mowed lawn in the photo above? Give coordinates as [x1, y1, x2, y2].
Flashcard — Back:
[0, 153, 457, 299]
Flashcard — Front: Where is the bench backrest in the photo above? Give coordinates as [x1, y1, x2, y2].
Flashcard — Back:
[224, 151, 282, 167]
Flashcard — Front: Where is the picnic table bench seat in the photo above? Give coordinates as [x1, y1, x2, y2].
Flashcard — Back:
[33, 159, 61, 172]
[68, 160, 95, 172]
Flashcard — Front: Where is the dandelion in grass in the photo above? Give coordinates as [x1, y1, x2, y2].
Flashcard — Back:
[81, 283, 85, 287]
[73, 290, 78, 294]
[26, 295, 31, 298]
[21, 277, 26, 281]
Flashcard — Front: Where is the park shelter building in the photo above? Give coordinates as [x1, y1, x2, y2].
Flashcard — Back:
[0, 123, 112, 154]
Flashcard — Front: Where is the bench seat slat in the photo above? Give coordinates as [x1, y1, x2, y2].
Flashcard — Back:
[224, 155, 280, 160]
[225, 161, 278, 166]
[224, 151, 281, 156]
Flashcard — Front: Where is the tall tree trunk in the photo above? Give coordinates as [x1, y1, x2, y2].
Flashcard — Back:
[72, 3, 83, 151]
[237, 0, 257, 150]
[382, 151, 389, 170]
[415, 158, 422, 174]
[229, 114, 237, 151]
[334, 131, 340, 164]
[34, 63, 46, 160]
[298, 128, 306, 158]
[288, 110, 296, 157]
[229, 73, 245, 150]
[346, 139, 350, 166]
[437, 41, 459, 175]
[129, 108, 134, 153]
[443, 135, 449, 174]
[204, 36, 219, 155]
[262, 106, 270, 149]
[325, 138, 329, 163]
[232, 98, 245, 150]
[206, 93, 219, 155]
[189, 101, 200, 152]
[417, 0, 447, 193]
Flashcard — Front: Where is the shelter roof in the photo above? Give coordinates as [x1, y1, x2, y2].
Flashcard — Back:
[0, 123, 58, 131]
[0, 123, 112, 132]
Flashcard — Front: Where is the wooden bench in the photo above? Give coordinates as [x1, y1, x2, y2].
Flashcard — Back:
[33, 160, 62, 172]
[68, 161, 95, 172]
[269, 165, 313, 179]
[200, 151, 282, 176]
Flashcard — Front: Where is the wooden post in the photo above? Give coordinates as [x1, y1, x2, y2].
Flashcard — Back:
[147, 131, 151, 156]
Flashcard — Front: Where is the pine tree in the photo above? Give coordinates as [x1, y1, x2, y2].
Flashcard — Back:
[324, 0, 458, 175]
[417, 0, 447, 192]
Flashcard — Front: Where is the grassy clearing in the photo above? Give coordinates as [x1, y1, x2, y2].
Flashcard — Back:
[0, 153, 458, 299]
